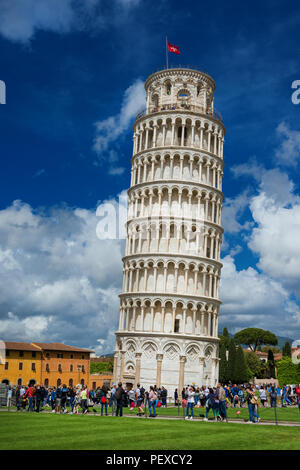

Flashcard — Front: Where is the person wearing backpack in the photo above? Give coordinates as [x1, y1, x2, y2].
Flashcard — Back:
[115, 382, 126, 416]
[149, 386, 158, 417]
[246, 386, 260, 423]
[55, 385, 62, 413]
[100, 385, 108, 416]
[204, 388, 215, 421]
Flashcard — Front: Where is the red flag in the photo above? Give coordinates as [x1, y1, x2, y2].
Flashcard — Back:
[168, 41, 180, 55]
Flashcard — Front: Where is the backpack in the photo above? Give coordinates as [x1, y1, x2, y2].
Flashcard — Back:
[114, 387, 122, 400]
[101, 395, 106, 404]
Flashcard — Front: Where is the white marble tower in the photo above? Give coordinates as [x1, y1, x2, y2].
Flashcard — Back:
[114, 67, 225, 396]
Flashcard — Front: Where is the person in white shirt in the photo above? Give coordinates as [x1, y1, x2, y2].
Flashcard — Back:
[185, 386, 195, 420]
[7, 386, 13, 407]
[259, 386, 267, 407]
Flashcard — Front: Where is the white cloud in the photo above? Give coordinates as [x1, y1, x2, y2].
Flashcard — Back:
[93, 78, 145, 154]
[0, 0, 141, 43]
[0, 199, 125, 355]
[93, 78, 145, 172]
[275, 122, 300, 167]
[219, 255, 300, 338]
[222, 190, 251, 234]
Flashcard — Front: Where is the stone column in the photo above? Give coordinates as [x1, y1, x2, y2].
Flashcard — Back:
[156, 354, 163, 388]
[113, 350, 119, 384]
[178, 355, 186, 396]
[199, 357, 205, 387]
[119, 350, 126, 383]
[135, 352, 142, 388]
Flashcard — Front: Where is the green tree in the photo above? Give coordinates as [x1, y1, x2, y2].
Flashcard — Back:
[277, 357, 300, 387]
[267, 349, 276, 378]
[90, 361, 113, 374]
[234, 328, 278, 352]
[245, 351, 263, 378]
[282, 341, 292, 358]
[234, 346, 248, 383]
[227, 338, 236, 382]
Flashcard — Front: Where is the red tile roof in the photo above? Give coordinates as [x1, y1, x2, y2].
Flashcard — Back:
[4, 341, 41, 352]
[32, 342, 93, 353]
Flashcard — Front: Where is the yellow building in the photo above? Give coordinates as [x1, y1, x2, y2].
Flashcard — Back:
[0, 341, 93, 388]
[0, 342, 42, 386]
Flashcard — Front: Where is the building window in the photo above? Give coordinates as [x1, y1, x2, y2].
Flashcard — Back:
[70, 354, 74, 359]
[58, 364, 62, 373]
[57, 378, 61, 387]
[174, 319, 180, 333]
[92, 382, 96, 390]
[81, 365, 85, 373]
[44, 378, 49, 387]
[17, 378, 22, 386]
[46, 353, 50, 359]
[81, 379, 84, 386]
[19, 363, 23, 370]
[31, 363, 36, 371]
[32, 352, 36, 358]
[6, 350, 9, 357]
[69, 378, 73, 387]
[5, 362, 8, 370]
[81, 354, 85, 359]
[19, 351, 24, 357]
[70, 365, 73, 372]
[46, 363, 50, 372]
[57, 353, 63, 359]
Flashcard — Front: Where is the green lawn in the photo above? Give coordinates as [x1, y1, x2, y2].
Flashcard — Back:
[0, 412, 300, 450]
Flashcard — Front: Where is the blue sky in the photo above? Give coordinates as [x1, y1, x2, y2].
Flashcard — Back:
[0, 0, 300, 353]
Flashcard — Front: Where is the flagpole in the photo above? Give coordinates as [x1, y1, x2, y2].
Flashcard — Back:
[166, 36, 168, 69]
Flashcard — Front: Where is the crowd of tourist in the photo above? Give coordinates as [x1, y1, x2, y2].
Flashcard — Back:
[3, 382, 300, 424]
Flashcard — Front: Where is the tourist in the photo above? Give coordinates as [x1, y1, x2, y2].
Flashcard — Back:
[24, 384, 35, 412]
[246, 386, 260, 423]
[74, 387, 81, 414]
[128, 387, 136, 410]
[6, 386, 13, 408]
[80, 386, 88, 414]
[100, 385, 108, 416]
[35, 385, 44, 412]
[174, 388, 178, 406]
[60, 384, 68, 413]
[213, 387, 221, 421]
[199, 387, 206, 407]
[50, 387, 56, 412]
[238, 387, 244, 407]
[55, 385, 62, 413]
[259, 386, 267, 407]
[111, 384, 117, 408]
[149, 385, 158, 417]
[68, 386, 76, 413]
[204, 388, 215, 421]
[217, 383, 227, 421]
[15, 385, 22, 411]
[136, 384, 145, 416]
[115, 382, 126, 417]
[295, 384, 300, 411]
[161, 386, 167, 407]
[185, 386, 195, 420]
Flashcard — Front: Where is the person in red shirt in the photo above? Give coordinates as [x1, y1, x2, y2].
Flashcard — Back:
[295, 385, 300, 412]
[24, 386, 35, 412]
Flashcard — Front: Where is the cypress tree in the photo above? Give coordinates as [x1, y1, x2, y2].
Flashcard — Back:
[268, 349, 276, 378]
[234, 345, 248, 384]
[227, 338, 236, 383]
[282, 341, 291, 357]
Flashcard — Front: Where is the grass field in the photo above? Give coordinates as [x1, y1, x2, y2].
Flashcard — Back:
[0, 411, 300, 450]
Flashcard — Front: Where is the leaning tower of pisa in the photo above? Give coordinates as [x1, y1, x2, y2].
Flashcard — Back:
[113, 67, 225, 395]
